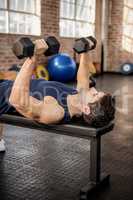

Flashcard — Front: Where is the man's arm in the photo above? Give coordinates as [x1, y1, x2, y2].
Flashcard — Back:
[9, 57, 42, 119]
[9, 57, 64, 124]
[76, 53, 95, 91]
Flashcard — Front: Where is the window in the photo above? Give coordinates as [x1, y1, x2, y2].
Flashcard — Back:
[123, 0, 133, 53]
[0, 0, 41, 35]
[60, 0, 96, 38]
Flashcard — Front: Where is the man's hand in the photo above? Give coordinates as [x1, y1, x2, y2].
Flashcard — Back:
[34, 39, 48, 55]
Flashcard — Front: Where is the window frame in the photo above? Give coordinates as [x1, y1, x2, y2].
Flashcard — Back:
[59, 0, 96, 38]
[123, 1, 133, 53]
[0, 0, 41, 36]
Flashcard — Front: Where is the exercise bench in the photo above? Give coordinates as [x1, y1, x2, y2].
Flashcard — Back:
[0, 113, 114, 199]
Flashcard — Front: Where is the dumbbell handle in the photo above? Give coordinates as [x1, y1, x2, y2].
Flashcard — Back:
[33, 39, 49, 55]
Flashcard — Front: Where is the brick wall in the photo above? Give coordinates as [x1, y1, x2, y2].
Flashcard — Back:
[107, 0, 123, 71]
[0, 0, 102, 71]
[107, 0, 133, 71]
[0, 0, 132, 72]
[0, 0, 60, 69]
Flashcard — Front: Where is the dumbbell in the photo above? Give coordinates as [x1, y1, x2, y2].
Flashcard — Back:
[90, 76, 96, 88]
[73, 36, 97, 54]
[12, 36, 60, 59]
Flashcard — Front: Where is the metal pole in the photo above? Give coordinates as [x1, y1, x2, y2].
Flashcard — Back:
[90, 136, 101, 183]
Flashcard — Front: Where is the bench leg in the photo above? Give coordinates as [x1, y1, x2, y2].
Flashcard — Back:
[80, 136, 110, 199]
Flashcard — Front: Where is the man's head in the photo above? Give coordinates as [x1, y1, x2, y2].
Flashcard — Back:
[79, 87, 115, 127]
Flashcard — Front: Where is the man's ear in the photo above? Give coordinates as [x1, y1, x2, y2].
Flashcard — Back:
[82, 105, 91, 115]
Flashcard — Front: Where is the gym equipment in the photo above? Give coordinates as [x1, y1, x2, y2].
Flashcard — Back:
[32, 74, 36, 79]
[13, 37, 34, 59]
[44, 36, 60, 56]
[0, 71, 17, 80]
[0, 64, 21, 80]
[12, 36, 60, 59]
[121, 63, 133, 75]
[9, 64, 20, 72]
[47, 53, 77, 83]
[0, 113, 114, 198]
[73, 36, 97, 54]
[90, 76, 96, 88]
[35, 65, 49, 81]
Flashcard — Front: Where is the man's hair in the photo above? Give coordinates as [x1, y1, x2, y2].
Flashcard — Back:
[83, 94, 115, 127]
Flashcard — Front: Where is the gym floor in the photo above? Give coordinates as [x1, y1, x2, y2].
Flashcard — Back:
[0, 74, 133, 200]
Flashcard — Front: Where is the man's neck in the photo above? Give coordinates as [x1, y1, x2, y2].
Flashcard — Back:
[67, 94, 82, 118]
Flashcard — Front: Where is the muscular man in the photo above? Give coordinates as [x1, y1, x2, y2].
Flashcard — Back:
[0, 37, 115, 152]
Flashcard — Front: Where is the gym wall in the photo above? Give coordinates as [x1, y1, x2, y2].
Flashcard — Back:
[107, 0, 133, 72]
[0, 0, 132, 72]
[0, 0, 59, 68]
[0, 0, 102, 71]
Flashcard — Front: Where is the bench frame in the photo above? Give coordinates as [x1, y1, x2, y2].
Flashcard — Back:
[0, 114, 114, 199]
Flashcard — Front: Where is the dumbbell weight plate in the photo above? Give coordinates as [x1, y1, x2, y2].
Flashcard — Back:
[12, 37, 35, 59]
[73, 36, 97, 54]
[44, 36, 60, 56]
[121, 63, 133, 75]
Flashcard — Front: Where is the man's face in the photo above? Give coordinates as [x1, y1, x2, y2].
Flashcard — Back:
[80, 87, 105, 106]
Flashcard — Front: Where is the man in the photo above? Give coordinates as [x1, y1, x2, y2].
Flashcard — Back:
[0, 36, 115, 152]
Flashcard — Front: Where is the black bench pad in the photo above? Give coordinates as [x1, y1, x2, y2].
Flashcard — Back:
[0, 114, 114, 139]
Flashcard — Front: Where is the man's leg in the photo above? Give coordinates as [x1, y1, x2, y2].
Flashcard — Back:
[0, 124, 5, 152]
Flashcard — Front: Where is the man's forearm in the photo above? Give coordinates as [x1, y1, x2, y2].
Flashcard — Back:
[9, 57, 35, 107]
[14, 57, 35, 86]
[77, 53, 92, 90]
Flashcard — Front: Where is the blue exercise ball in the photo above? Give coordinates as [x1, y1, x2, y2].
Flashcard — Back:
[47, 53, 77, 83]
